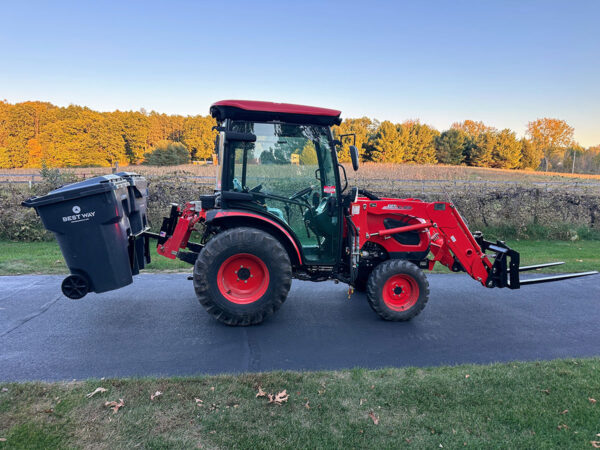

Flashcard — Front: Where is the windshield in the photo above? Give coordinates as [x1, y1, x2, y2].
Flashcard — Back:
[228, 121, 337, 198]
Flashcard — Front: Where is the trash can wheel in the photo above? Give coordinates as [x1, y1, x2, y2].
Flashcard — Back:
[61, 274, 89, 299]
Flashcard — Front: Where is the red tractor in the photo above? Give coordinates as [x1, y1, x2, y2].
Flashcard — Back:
[148, 100, 597, 325]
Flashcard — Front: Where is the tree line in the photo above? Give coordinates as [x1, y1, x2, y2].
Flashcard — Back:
[0, 100, 215, 168]
[1, 100, 599, 173]
[334, 118, 600, 173]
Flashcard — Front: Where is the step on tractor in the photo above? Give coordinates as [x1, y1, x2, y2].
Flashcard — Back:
[24, 100, 598, 326]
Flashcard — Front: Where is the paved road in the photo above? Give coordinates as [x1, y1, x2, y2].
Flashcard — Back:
[1, 273, 599, 381]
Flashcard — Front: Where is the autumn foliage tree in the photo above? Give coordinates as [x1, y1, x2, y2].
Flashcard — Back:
[526, 118, 574, 171]
[332, 117, 376, 162]
[452, 120, 495, 137]
[371, 121, 404, 162]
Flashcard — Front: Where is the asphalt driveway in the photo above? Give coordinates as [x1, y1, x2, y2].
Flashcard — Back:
[1, 273, 599, 381]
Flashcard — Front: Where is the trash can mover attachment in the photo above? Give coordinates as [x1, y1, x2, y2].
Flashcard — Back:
[22, 173, 151, 299]
[21, 99, 599, 325]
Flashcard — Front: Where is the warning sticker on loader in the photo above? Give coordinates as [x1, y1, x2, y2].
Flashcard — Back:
[324, 185, 336, 194]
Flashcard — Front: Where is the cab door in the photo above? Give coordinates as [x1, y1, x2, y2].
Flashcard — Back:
[222, 121, 341, 265]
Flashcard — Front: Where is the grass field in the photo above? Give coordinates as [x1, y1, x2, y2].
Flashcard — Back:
[1, 239, 598, 276]
[3, 162, 600, 183]
[1, 358, 599, 448]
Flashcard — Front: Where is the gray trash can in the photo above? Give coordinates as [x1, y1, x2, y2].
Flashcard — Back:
[116, 172, 150, 274]
[22, 174, 134, 298]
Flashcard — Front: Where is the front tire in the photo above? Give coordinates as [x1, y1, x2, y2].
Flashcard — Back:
[193, 227, 292, 326]
[366, 260, 429, 321]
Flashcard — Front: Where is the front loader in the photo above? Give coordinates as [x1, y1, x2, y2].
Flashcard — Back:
[24, 100, 598, 325]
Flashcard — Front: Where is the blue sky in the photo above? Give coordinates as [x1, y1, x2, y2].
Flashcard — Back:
[1, 0, 598, 146]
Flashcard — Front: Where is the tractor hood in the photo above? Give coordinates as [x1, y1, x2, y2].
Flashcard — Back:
[210, 100, 342, 126]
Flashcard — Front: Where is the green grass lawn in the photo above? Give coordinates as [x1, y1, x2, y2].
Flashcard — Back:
[1, 359, 599, 448]
[0, 240, 191, 275]
[1, 239, 598, 276]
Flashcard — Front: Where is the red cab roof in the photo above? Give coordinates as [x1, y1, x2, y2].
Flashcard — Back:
[210, 100, 342, 126]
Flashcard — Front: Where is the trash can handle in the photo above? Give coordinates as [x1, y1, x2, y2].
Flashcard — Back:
[121, 197, 130, 215]
[21, 197, 39, 207]
[21, 195, 66, 208]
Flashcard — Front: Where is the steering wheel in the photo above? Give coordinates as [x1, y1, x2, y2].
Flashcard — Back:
[289, 186, 312, 201]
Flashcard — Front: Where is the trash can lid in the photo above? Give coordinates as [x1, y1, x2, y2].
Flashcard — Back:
[115, 172, 146, 185]
[22, 174, 129, 208]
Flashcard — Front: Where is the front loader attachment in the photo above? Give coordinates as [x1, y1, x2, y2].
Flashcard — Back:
[473, 232, 598, 289]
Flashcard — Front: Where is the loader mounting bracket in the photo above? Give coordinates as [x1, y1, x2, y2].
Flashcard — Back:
[474, 236, 520, 288]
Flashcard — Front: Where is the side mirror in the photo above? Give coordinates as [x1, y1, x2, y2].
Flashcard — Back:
[349, 145, 360, 171]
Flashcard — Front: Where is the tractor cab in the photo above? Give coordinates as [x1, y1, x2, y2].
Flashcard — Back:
[210, 100, 357, 266]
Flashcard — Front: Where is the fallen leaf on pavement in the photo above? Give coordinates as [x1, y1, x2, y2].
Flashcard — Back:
[150, 391, 162, 401]
[256, 387, 266, 398]
[86, 387, 107, 398]
[105, 399, 124, 414]
[268, 390, 289, 405]
[368, 411, 379, 425]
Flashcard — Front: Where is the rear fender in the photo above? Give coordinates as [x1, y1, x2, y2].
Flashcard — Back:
[206, 209, 303, 266]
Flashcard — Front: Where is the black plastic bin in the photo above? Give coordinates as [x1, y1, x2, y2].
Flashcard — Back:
[116, 172, 150, 274]
[22, 174, 135, 298]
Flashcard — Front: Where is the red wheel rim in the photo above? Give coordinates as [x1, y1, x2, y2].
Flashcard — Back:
[217, 253, 270, 304]
[382, 274, 419, 311]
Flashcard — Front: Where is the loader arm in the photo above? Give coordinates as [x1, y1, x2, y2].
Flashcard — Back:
[351, 198, 597, 289]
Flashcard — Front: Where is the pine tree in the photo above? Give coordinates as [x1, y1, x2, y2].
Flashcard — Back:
[435, 129, 467, 165]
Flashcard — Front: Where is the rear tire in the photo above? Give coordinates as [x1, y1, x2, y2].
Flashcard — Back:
[366, 260, 429, 321]
[193, 227, 292, 326]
